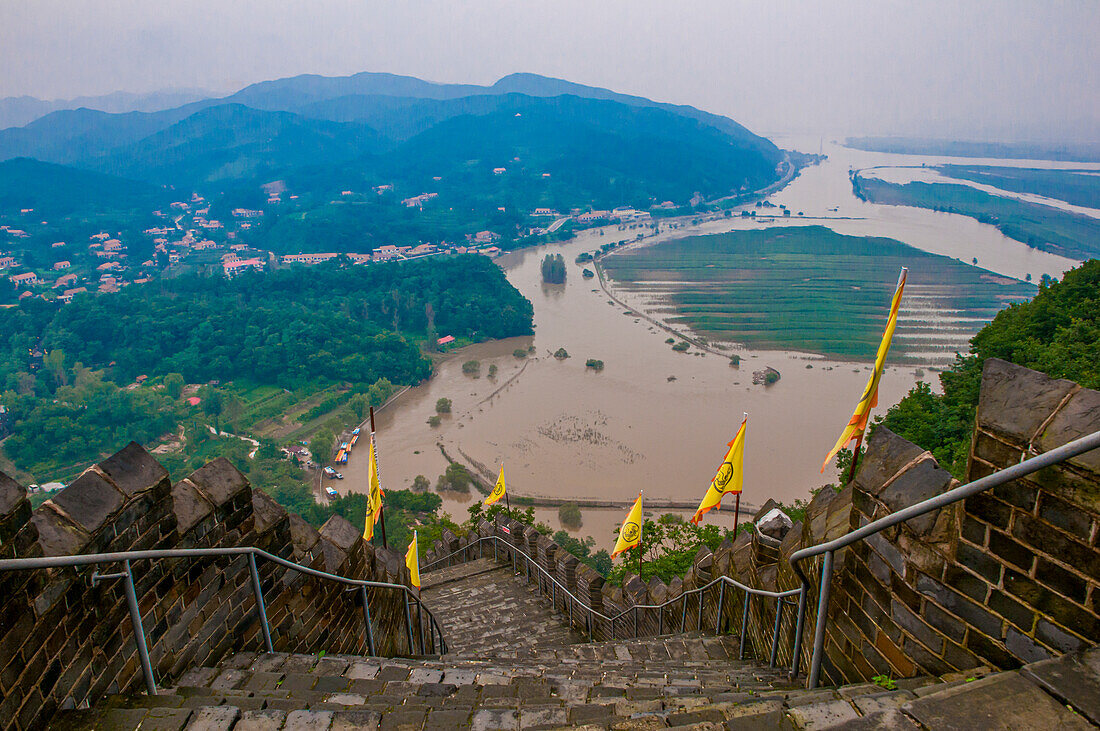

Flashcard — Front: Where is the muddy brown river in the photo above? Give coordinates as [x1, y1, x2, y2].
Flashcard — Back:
[331, 140, 1089, 544]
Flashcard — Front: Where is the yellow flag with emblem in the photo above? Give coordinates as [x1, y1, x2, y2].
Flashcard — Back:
[691, 415, 747, 525]
[821, 267, 908, 472]
[612, 491, 644, 559]
[362, 436, 384, 541]
[406, 530, 420, 589]
[484, 463, 507, 506]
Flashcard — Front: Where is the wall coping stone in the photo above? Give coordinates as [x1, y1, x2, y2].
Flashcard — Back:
[855, 428, 928, 496]
[171, 479, 216, 536]
[96, 441, 170, 498]
[186, 458, 249, 507]
[977, 358, 1079, 445]
[47, 469, 125, 536]
[320, 515, 360, 553]
[29, 507, 89, 557]
[0, 471, 25, 517]
[251, 489, 288, 535]
[1035, 387, 1100, 474]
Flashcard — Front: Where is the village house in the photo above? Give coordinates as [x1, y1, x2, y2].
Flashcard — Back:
[577, 210, 610, 224]
[51, 241, 66, 248]
[373, 244, 404, 261]
[192, 240, 217, 250]
[232, 208, 264, 218]
[103, 239, 123, 251]
[59, 287, 87, 302]
[0, 256, 17, 269]
[9, 272, 38, 286]
[52, 260, 71, 270]
[96, 262, 122, 272]
[493, 167, 506, 175]
[373, 184, 393, 193]
[281, 252, 338, 265]
[406, 243, 438, 257]
[90, 232, 110, 241]
[532, 208, 559, 217]
[223, 257, 265, 278]
[472, 230, 500, 244]
[53, 273, 78, 289]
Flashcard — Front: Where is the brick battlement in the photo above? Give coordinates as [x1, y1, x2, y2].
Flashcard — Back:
[0, 445, 418, 730]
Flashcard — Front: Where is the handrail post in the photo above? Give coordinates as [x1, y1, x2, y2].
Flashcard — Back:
[658, 602, 664, 635]
[680, 594, 688, 633]
[790, 583, 808, 679]
[634, 605, 639, 638]
[403, 593, 415, 656]
[587, 611, 593, 642]
[698, 587, 704, 630]
[808, 551, 834, 689]
[248, 553, 274, 653]
[739, 591, 750, 660]
[121, 560, 157, 695]
[416, 600, 425, 655]
[769, 598, 783, 667]
[715, 582, 725, 635]
[360, 586, 376, 656]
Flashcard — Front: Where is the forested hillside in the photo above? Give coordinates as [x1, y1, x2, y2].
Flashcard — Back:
[876, 259, 1099, 476]
[0, 255, 532, 478]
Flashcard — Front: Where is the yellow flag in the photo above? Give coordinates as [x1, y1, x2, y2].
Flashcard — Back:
[405, 531, 420, 589]
[612, 492, 643, 559]
[363, 436, 384, 541]
[691, 415, 746, 525]
[484, 464, 507, 506]
[822, 267, 908, 472]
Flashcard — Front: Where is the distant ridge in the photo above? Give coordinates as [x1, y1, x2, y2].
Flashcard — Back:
[0, 88, 214, 130]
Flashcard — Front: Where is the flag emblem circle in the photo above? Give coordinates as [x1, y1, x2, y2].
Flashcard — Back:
[491, 482, 504, 498]
[622, 521, 641, 543]
[714, 462, 734, 492]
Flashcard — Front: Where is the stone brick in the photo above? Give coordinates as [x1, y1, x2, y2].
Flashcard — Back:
[1034, 559, 1088, 603]
[1012, 512, 1100, 582]
[955, 542, 1000, 584]
[891, 602, 945, 652]
[1037, 492, 1093, 541]
[915, 574, 1002, 640]
[943, 566, 990, 603]
[878, 459, 954, 536]
[1034, 618, 1086, 654]
[988, 530, 1034, 572]
[251, 489, 288, 535]
[964, 493, 1011, 531]
[975, 358, 1078, 445]
[988, 591, 1035, 633]
[1004, 627, 1054, 665]
[960, 516, 987, 547]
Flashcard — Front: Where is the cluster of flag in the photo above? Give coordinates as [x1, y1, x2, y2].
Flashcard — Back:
[363, 267, 908, 578]
[609, 266, 908, 562]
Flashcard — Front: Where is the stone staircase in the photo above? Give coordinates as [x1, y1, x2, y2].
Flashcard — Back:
[49, 553, 1100, 729]
[49, 640, 1100, 730]
[420, 558, 586, 656]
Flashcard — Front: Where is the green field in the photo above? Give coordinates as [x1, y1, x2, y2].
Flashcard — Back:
[856, 176, 1100, 260]
[937, 165, 1100, 210]
[601, 226, 1036, 362]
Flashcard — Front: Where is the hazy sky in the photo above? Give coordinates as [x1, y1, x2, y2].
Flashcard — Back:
[2, 0, 1097, 141]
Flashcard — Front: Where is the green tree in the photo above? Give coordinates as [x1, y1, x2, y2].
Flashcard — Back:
[435, 397, 452, 414]
[348, 393, 368, 421]
[164, 373, 185, 400]
[310, 430, 335, 465]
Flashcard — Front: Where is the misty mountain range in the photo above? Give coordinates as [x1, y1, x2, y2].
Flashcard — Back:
[0, 72, 784, 210]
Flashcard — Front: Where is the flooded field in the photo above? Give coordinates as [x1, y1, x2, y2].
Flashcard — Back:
[330, 139, 1090, 543]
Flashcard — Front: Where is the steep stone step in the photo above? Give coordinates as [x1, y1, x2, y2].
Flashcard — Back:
[420, 558, 586, 657]
[52, 642, 1100, 729]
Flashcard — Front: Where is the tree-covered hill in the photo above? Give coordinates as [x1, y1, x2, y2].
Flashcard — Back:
[876, 259, 1099, 476]
[0, 157, 170, 216]
[0, 255, 532, 478]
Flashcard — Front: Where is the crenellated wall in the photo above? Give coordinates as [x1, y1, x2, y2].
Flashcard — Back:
[0, 443, 418, 731]
[421, 358, 1100, 687]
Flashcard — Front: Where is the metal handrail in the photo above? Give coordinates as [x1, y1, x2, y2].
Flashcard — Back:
[422, 533, 800, 666]
[0, 544, 448, 695]
[788, 429, 1100, 688]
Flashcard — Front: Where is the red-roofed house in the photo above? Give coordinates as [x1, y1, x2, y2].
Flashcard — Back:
[52, 261, 71, 270]
[224, 258, 265, 278]
[436, 335, 456, 346]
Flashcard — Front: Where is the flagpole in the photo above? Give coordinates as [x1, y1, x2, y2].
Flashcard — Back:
[370, 407, 388, 549]
[637, 490, 644, 583]
[847, 432, 864, 484]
